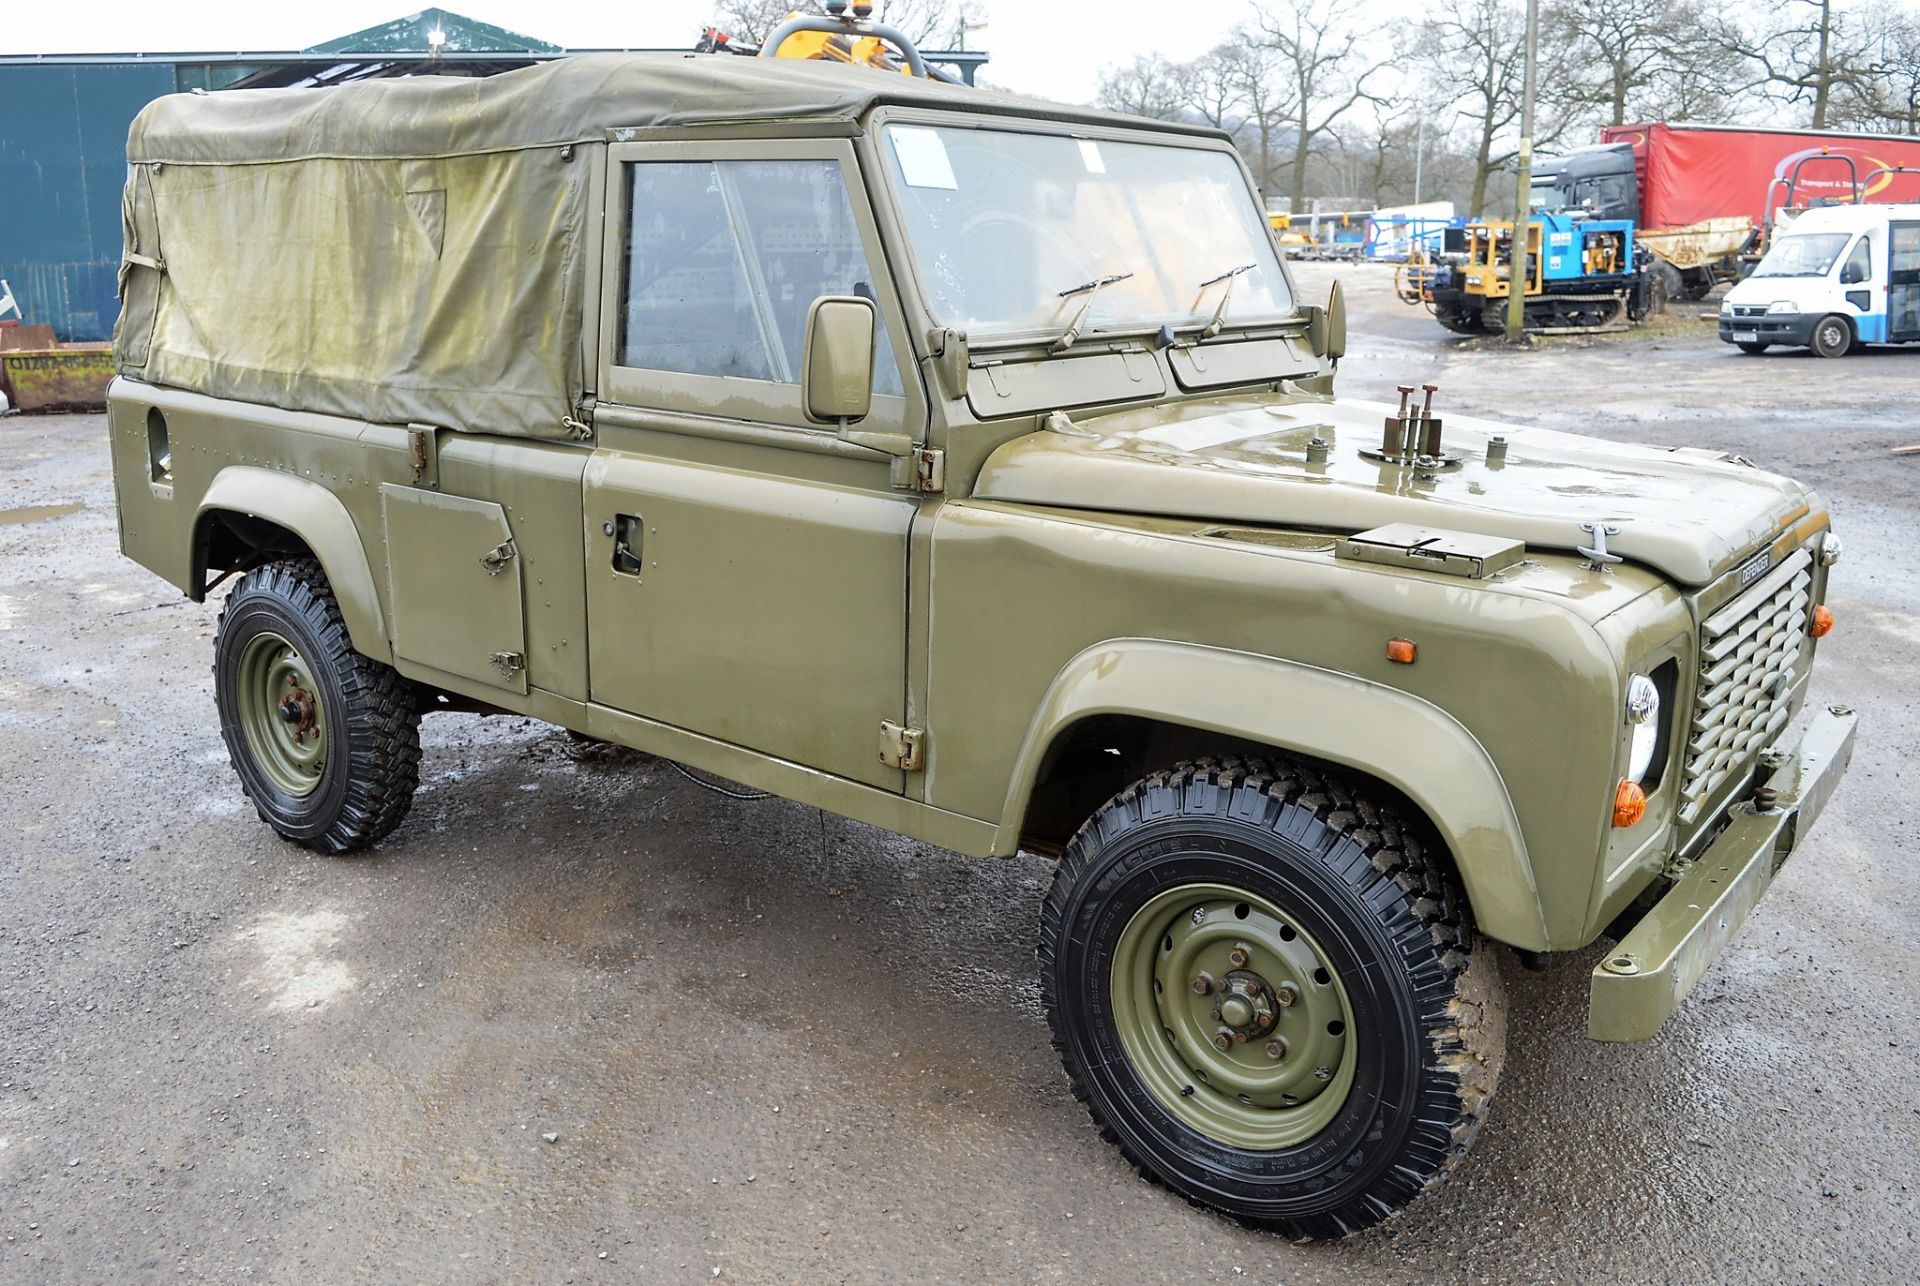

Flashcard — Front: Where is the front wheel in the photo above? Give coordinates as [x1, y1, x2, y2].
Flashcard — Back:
[1039, 758, 1506, 1238]
[213, 559, 421, 853]
[1809, 315, 1853, 358]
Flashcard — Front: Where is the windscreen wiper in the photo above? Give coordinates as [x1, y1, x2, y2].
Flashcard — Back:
[1196, 263, 1256, 338]
[1049, 271, 1135, 354]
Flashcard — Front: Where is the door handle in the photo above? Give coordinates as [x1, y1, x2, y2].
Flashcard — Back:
[608, 514, 644, 576]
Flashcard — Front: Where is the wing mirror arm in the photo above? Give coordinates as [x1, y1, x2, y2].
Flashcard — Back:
[802, 295, 911, 456]
[1303, 280, 1348, 367]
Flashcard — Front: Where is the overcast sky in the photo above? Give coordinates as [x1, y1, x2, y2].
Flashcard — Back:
[0, 1, 1258, 105]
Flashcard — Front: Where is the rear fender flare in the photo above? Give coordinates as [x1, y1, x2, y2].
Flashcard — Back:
[196, 466, 390, 663]
[993, 639, 1550, 950]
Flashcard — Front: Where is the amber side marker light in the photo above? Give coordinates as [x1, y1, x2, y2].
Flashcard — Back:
[1811, 604, 1835, 638]
[1386, 639, 1417, 664]
[1612, 779, 1647, 828]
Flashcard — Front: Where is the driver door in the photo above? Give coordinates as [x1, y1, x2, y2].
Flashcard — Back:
[583, 139, 928, 791]
[1891, 221, 1920, 343]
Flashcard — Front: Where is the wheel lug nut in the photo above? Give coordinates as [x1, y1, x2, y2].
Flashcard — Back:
[1211, 1029, 1233, 1053]
[1314, 1065, 1333, 1081]
[1265, 1038, 1288, 1060]
[1228, 944, 1251, 968]
[1190, 972, 1214, 996]
[1274, 982, 1299, 1008]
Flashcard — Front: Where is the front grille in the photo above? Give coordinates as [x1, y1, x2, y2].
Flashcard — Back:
[1730, 305, 1767, 319]
[1678, 548, 1813, 824]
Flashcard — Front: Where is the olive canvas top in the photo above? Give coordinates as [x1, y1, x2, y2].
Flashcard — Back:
[114, 55, 1202, 440]
[125, 53, 1197, 164]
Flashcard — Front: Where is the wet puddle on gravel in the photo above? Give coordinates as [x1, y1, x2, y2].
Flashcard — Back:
[0, 501, 84, 525]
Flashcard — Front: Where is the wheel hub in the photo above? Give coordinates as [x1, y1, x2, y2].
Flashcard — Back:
[1110, 883, 1357, 1150]
[234, 631, 328, 798]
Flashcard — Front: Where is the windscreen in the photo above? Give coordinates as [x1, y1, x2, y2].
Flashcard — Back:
[1752, 232, 1851, 278]
[881, 124, 1292, 338]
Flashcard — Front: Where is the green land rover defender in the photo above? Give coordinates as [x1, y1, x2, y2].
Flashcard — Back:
[107, 27, 1854, 1237]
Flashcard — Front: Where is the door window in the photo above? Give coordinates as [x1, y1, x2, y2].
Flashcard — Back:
[617, 160, 902, 397]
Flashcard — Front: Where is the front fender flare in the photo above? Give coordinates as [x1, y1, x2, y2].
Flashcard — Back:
[196, 466, 390, 663]
[993, 639, 1550, 950]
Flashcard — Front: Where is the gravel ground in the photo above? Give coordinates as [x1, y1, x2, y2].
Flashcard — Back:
[2, 265, 1916, 1283]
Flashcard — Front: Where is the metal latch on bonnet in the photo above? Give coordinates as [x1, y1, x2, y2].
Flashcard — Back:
[1337, 523, 1525, 579]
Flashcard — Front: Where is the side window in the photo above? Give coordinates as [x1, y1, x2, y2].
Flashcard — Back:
[1841, 236, 1871, 285]
[618, 159, 903, 398]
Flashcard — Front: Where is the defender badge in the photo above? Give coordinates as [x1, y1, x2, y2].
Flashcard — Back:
[1738, 549, 1773, 586]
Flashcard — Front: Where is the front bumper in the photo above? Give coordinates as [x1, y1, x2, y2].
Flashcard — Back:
[1588, 704, 1858, 1042]
[1720, 313, 1819, 346]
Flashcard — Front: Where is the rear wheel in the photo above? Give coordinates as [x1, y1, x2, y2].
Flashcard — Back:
[1649, 258, 1683, 313]
[1040, 758, 1506, 1238]
[1737, 341, 1771, 355]
[1809, 315, 1853, 358]
[213, 559, 421, 853]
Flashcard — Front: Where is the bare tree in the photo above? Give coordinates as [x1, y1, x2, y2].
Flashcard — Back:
[1410, 0, 1536, 216]
[1547, 0, 1740, 126]
[1719, 0, 1876, 129]
[1184, 44, 1251, 133]
[1248, 0, 1387, 213]
[1221, 41, 1291, 199]
[1847, 7, 1920, 134]
[1094, 54, 1196, 120]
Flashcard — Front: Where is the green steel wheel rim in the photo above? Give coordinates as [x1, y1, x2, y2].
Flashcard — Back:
[234, 630, 328, 799]
[1109, 882, 1357, 1151]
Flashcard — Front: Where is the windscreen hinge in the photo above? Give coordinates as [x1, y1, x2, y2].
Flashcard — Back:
[927, 326, 969, 398]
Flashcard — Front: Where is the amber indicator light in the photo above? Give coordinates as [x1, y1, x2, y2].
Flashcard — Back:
[1612, 779, 1647, 828]
[1810, 604, 1834, 638]
[1386, 639, 1417, 664]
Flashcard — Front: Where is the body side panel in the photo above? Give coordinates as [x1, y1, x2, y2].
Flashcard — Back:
[925, 501, 1639, 951]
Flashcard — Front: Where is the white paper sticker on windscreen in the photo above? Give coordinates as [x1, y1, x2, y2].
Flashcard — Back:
[1077, 140, 1106, 173]
[891, 127, 958, 190]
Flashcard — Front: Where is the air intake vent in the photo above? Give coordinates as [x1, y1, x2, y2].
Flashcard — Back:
[1678, 548, 1812, 824]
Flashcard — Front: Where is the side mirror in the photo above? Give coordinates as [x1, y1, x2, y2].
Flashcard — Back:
[802, 296, 876, 425]
[1326, 280, 1347, 362]
[1840, 260, 1865, 285]
[1304, 304, 1328, 357]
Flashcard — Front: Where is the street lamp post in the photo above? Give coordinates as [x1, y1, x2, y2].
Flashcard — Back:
[1504, 0, 1539, 343]
[1414, 115, 1425, 206]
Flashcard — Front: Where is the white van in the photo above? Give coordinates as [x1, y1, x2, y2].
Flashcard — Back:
[1720, 203, 1920, 356]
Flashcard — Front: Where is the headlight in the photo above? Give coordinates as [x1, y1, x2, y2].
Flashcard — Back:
[1625, 672, 1661, 782]
[1766, 300, 1798, 315]
[1820, 531, 1842, 566]
[1720, 299, 1734, 315]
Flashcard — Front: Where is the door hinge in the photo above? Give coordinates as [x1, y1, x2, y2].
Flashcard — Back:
[878, 720, 925, 772]
[405, 423, 440, 488]
[479, 538, 518, 576]
[488, 650, 526, 678]
[915, 448, 945, 493]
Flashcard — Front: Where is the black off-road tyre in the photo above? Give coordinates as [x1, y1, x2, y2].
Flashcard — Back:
[1809, 314, 1853, 359]
[1039, 757, 1506, 1239]
[213, 559, 421, 853]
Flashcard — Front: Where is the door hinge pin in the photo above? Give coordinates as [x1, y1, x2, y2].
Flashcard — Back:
[915, 448, 945, 494]
[879, 720, 925, 771]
